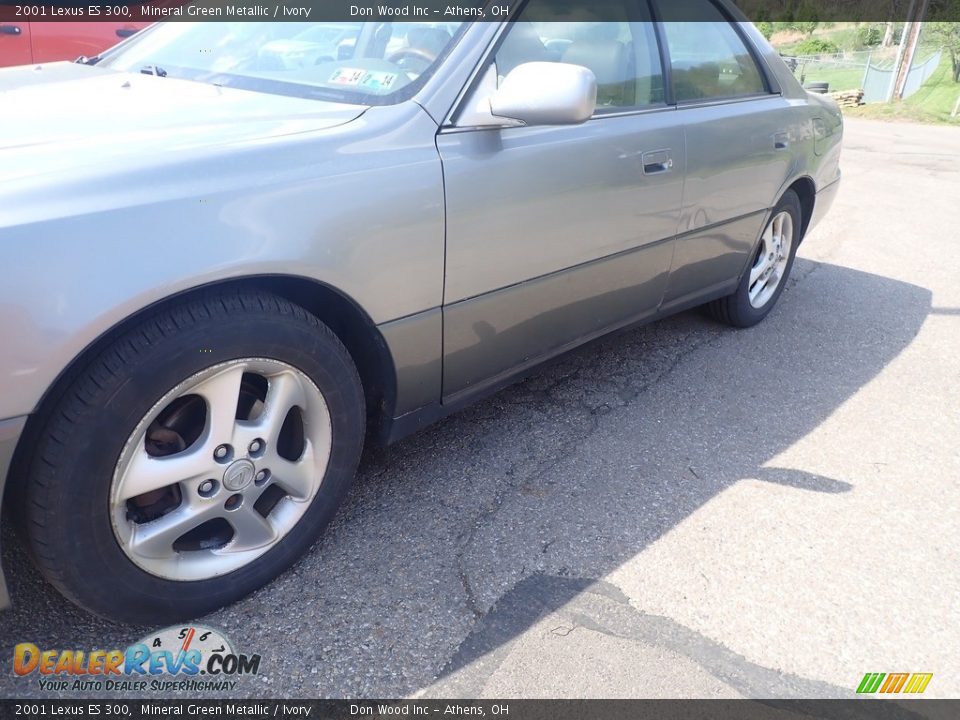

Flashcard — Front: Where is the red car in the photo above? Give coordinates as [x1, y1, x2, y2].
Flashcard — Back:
[0, 21, 150, 67]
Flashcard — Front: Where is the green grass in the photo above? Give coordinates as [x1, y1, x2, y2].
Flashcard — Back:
[770, 23, 960, 124]
[773, 23, 884, 55]
[795, 64, 866, 92]
[845, 53, 960, 125]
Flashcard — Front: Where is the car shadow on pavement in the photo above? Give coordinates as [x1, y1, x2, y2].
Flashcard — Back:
[0, 258, 933, 702]
[425, 575, 934, 718]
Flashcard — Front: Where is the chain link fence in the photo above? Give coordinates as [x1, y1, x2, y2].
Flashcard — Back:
[781, 47, 942, 102]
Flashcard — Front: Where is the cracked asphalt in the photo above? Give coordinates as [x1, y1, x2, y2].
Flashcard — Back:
[1, 119, 958, 702]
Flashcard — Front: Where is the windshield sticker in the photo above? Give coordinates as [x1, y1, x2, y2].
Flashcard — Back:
[359, 71, 398, 91]
[328, 68, 367, 87]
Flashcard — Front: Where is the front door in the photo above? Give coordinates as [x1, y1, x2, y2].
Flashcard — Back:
[437, 1, 685, 400]
[0, 21, 32, 67]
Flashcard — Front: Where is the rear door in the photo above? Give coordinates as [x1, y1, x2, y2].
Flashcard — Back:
[438, 0, 685, 399]
[0, 21, 31, 67]
[657, 0, 796, 309]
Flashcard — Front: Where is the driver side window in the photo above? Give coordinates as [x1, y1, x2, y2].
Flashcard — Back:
[494, 0, 665, 111]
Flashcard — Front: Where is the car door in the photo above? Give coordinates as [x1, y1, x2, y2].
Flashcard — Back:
[29, 22, 148, 64]
[0, 21, 31, 67]
[437, 0, 685, 400]
[656, 0, 797, 309]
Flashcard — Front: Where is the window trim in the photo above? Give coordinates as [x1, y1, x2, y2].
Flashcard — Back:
[663, 91, 783, 112]
[441, 0, 787, 131]
[645, 0, 676, 105]
[441, 13, 514, 129]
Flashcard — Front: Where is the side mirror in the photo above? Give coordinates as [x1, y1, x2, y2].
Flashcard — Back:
[489, 62, 598, 126]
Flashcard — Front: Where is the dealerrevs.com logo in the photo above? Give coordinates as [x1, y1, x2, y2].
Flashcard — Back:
[13, 625, 261, 693]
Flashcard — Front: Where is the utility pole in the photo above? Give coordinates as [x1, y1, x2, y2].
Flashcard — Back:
[886, 0, 915, 102]
[888, 0, 931, 102]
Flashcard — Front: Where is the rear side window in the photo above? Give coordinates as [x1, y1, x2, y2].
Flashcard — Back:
[495, 0, 665, 111]
[661, 0, 767, 102]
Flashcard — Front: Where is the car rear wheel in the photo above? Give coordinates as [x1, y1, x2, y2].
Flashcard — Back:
[707, 190, 802, 328]
[19, 291, 364, 623]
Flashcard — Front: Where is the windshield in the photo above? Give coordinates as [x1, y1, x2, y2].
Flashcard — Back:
[99, 22, 466, 105]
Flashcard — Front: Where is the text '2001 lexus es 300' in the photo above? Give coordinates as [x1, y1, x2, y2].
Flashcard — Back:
[0, 2, 841, 622]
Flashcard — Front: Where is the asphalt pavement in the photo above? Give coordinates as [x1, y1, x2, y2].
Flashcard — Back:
[1, 118, 957, 702]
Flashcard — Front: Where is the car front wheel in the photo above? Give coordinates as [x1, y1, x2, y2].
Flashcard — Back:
[19, 291, 364, 623]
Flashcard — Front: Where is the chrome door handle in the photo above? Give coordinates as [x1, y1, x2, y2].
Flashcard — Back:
[643, 149, 673, 175]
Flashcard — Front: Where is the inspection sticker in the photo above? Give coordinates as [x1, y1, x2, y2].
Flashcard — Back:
[328, 68, 367, 86]
[359, 71, 399, 91]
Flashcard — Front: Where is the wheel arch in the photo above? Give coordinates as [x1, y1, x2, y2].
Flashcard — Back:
[9, 276, 399, 497]
[785, 176, 817, 242]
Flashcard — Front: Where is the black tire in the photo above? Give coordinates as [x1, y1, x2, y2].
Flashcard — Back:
[19, 291, 364, 623]
[707, 190, 802, 328]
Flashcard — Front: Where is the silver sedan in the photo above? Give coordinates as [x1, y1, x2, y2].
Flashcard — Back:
[0, 4, 841, 622]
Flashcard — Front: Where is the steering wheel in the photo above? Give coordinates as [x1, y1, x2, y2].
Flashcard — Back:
[387, 47, 439, 67]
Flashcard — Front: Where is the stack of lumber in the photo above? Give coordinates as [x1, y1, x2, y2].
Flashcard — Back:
[830, 90, 865, 107]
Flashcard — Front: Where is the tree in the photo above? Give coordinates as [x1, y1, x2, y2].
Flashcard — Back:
[927, 22, 960, 83]
[883, 22, 897, 47]
[794, 22, 820, 36]
[771, 20, 820, 37]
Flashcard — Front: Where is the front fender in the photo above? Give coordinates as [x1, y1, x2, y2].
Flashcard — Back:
[0, 104, 446, 421]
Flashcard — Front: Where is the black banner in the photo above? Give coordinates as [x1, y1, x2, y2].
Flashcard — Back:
[0, 700, 956, 720]
[1, 0, 959, 23]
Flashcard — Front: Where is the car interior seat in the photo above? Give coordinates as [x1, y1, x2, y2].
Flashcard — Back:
[406, 27, 454, 58]
[495, 21, 552, 80]
[561, 24, 633, 108]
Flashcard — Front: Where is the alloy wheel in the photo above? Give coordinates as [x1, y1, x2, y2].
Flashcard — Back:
[110, 358, 332, 581]
[748, 210, 794, 309]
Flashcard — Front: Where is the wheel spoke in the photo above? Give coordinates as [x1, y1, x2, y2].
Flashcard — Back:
[225, 506, 277, 551]
[267, 442, 318, 501]
[772, 213, 784, 244]
[128, 505, 213, 559]
[750, 223, 774, 288]
[119, 445, 212, 501]
[749, 276, 768, 304]
[235, 371, 307, 450]
[749, 258, 769, 288]
[192, 364, 246, 449]
[761, 222, 775, 255]
[261, 371, 307, 436]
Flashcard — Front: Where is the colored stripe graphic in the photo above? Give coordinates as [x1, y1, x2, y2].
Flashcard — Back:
[880, 673, 910, 693]
[857, 673, 885, 694]
[903, 673, 933, 694]
[857, 672, 933, 694]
